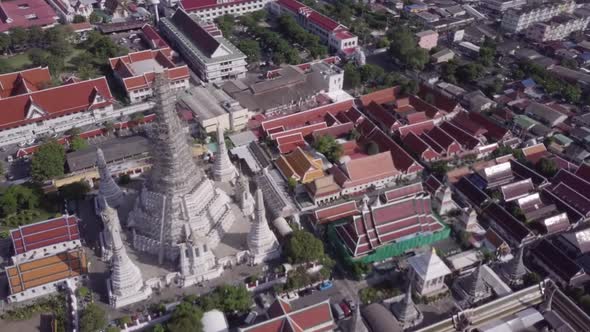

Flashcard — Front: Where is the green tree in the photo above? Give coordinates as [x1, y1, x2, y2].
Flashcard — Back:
[287, 177, 297, 192]
[76, 286, 90, 298]
[479, 46, 495, 67]
[9, 27, 28, 47]
[313, 135, 342, 163]
[27, 26, 45, 46]
[31, 140, 65, 182]
[537, 158, 558, 178]
[237, 40, 261, 63]
[152, 324, 166, 332]
[0, 185, 39, 216]
[562, 84, 581, 103]
[167, 301, 203, 332]
[285, 266, 311, 291]
[376, 37, 390, 49]
[73, 15, 87, 23]
[360, 64, 385, 84]
[215, 284, 251, 313]
[523, 272, 541, 286]
[103, 121, 115, 135]
[388, 27, 428, 70]
[59, 181, 90, 201]
[0, 34, 10, 54]
[215, 14, 235, 37]
[69, 136, 88, 151]
[80, 303, 107, 332]
[441, 60, 458, 84]
[456, 63, 484, 84]
[78, 64, 100, 80]
[106, 327, 120, 332]
[28, 48, 49, 67]
[561, 58, 578, 69]
[285, 229, 324, 264]
[430, 161, 449, 177]
[118, 316, 132, 326]
[343, 63, 361, 89]
[89, 12, 102, 24]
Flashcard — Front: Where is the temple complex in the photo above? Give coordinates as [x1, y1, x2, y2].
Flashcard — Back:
[213, 125, 237, 183]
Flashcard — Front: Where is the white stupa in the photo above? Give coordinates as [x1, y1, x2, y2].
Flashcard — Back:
[213, 125, 237, 183]
[96, 147, 123, 208]
[236, 172, 255, 218]
[247, 188, 281, 265]
[102, 199, 151, 308]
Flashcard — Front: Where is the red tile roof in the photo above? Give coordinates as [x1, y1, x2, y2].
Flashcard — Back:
[70, 22, 93, 31]
[242, 299, 334, 332]
[0, 67, 51, 99]
[367, 128, 422, 173]
[307, 11, 341, 32]
[335, 192, 444, 256]
[397, 120, 435, 137]
[0, 0, 58, 32]
[365, 101, 397, 131]
[109, 49, 189, 92]
[439, 121, 481, 150]
[11, 215, 80, 255]
[384, 182, 424, 202]
[141, 24, 170, 49]
[261, 100, 354, 134]
[402, 132, 440, 161]
[314, 201, 358, 224]
[360, 87, 399, 107]
[0, 77, 113, 130]
[417, 84, 460, 113]
[334, 151, 399, 188]
[575, 163, 590, 182]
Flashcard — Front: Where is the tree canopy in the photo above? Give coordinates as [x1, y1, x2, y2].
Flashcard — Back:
[313, 135, 342, 163]
[388, 28, 429, 70]
[0, 185, 39, 216]
[285, 229, 325, 264]
[59, 181, 90, 201]
[31, 140, 65, 182]
[80, 303, 107, 332]
[167, 301, 203, 332]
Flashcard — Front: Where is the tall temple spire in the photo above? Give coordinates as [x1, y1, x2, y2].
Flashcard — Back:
[248, 188, 280, 265]
[213, 124, 237, 183]
[147, 73, 202, 195]
[463, 264, 488, 299]
[392, 282, 420, 327]
[128, 73, 236, 268]
[101, 199, 151, 308]
[503, 245, 526, 286]
[96, 147, 123, 207]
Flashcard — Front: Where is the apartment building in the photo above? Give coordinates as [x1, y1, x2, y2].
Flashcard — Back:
[483, 0, 526, 13]
[159, 9, 247, 82]
[270, 0, 358, 55]
[109, 48, 190, 103]
[501, 1, 576, 33]
[526, 11, 590, 42]
[179, 0, 274, 20]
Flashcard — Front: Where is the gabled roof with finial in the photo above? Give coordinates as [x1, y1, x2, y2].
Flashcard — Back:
[408, 247, 451, 281]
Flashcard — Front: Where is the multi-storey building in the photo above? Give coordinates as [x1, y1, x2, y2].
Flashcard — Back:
[159, 9, 247, 82]
[526, 12, 590, 42]
[270, 0, 358, 55]
[178, 0, 274, 20]
[501, 1, 576, 33]
[483, 0, 526, 13]
[0, 70, 116, 147]
[109, 48, 190, 103]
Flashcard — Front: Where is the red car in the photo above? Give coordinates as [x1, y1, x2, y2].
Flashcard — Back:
[339, 302, 351, 317]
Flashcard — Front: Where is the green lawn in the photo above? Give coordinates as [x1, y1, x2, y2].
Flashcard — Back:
[1, 209, 60, 229]
[2, 53, 32, 71]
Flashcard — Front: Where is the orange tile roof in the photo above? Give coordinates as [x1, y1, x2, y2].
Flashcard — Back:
[276, 147, 324, 183]
[0, 67, 51, 99]
[6, 249, 87, 294]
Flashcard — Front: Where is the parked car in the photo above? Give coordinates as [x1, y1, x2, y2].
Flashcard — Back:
[244, 311, 258, 325]
[318, 281, 333, 291]
[340, 302, 352, 318]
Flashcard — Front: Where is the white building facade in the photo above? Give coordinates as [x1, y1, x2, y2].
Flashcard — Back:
[501, 1, 576, 33]
[525, 14, 590, 42]
[179, 0, 274, 20]
[159, 9, 247, 83]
